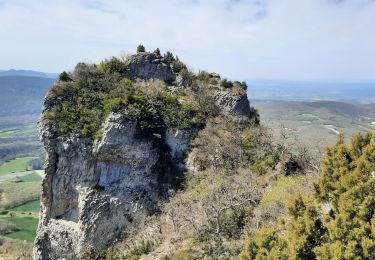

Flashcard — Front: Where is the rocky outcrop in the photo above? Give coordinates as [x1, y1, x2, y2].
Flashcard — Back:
[34, 113, 165, 259]
[214, 90, 251, 118]
[123, 53, 176, 82]
[34, 52, 252, 259]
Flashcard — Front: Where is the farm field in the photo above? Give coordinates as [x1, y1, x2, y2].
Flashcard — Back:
[0, 156, 43, 255]
[0, 157, 36, 175]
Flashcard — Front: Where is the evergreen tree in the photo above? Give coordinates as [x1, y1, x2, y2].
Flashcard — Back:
[154, 48, 161, 55]
[137, 44, 145, 53]
[164, 51, 175, 64]
[241, 131, 375, 259]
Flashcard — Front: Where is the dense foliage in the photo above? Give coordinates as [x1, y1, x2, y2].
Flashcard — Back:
[44, 57, 220, 140]
[136, 44, 145, 53]
[241, 131, 375, 259]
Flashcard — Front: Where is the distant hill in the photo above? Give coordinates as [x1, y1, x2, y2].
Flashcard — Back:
[0, 76, 55, 116]
[0, 69, 58, 79]
[247, 79, 375, 104]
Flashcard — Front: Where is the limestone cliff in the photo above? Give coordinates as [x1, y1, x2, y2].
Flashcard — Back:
[33, 51, 251, 259]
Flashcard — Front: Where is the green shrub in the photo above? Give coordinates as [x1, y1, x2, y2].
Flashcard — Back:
[98, 57, 126, 74]
[0, 219, 18, 235]
[242, 131, 375, 259]
[249, 107, 260, 125]
[59, 71, 71, 81]
[92, 184, 105, 193]
[172, 57, 187, 73]
[197, 70, 211, 83]
[241, 81, 248, 91]
[164, 51, 175, 64]
[221, 79, 233, 88]
[137, 44, 145, 53]
[154, 48, 161, 55]
[125, 240, 154, 260]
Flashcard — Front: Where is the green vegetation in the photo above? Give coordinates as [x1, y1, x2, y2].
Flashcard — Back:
[163, 51, 175, 64]
[221, 78, 233, 88]
[59, 71, 71, 81]
[0, 215, 38, 242]
[0, 157, 36, 175]
[44, 60, 219, 140]
[137, 44, 145, 53]
[19, 172, 42, 182]
[0, 124, 37, 139]
[154, 48, 161, 55]
[241, 131, 375, 259]
[249, 107, 260, 125]
[260, 175, 311, 207]
[125, 240, 155, 260]
[12, 200, 40, 213]
[0, 179, 41, 209]
[98, 57, 127, 74]
[0, 219, 18, 235]
[297, 113, 323, 121]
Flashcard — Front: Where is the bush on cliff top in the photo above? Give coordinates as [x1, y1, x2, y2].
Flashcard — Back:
[44, 59, 217, 140]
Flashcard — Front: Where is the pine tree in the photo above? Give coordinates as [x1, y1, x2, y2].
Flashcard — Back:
[137, 44, 145, 53]
[241, 131, 375, 259]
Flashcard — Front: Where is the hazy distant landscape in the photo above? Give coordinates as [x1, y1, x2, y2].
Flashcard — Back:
[248, 79, 375, 104]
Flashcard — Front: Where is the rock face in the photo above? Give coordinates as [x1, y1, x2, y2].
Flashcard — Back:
[214, 90, 251, 118]
[34, 113, 166, 259]
[34, 52, 252, 259]
[123, 53, 176, 82]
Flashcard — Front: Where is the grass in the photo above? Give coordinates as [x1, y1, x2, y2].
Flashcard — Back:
[0, 215, 38, 242]
[0, 236, 33, 259]
[12, 200, 40, 213]
[0, 180, 41, 209]
[0, 157, 36, 175]
[297, 113, 323, 121]
[0, 124, 37, 139]
[19, 172, 42, 182]
[261, 175, 313, 207]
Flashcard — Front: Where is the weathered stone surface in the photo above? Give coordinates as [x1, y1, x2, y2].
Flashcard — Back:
[34, 113, 162, 259]
[214, 90, 251, 118]
[165, 128, 198, 161]
[123, 53, 176, 82]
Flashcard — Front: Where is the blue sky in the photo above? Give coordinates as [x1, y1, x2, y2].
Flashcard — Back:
[0, 0, 374, 81]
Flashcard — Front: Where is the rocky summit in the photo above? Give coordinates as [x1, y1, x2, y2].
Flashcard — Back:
[33, 50, 253, 259]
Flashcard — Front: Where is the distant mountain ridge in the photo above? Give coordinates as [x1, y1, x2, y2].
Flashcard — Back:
[247, 79, 375, 104]
[0, 75, 55, 116]
[0, 69, 58, 79]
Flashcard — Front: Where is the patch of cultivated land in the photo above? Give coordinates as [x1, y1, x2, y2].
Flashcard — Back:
[0, 213, 39, 242]
[0, 160, 42, 251]
[0, 237, 33, 259]
[0, 157, 36, 175]
[0, 177, 42, 209]
[0, 124, 37, 139]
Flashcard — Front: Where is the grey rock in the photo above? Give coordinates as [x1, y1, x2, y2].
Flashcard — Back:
[34, 113, 163, 259]
[214, 90, 251, 118]
[123, 53, 176, 82]
[165, 128, 198, 162]
[33, 113, 198, 259]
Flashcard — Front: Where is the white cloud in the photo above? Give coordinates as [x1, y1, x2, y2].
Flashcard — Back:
[0, 0, 374, 81]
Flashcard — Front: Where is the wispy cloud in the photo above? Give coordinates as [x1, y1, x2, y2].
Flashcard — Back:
[0, 0, 374, 81]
